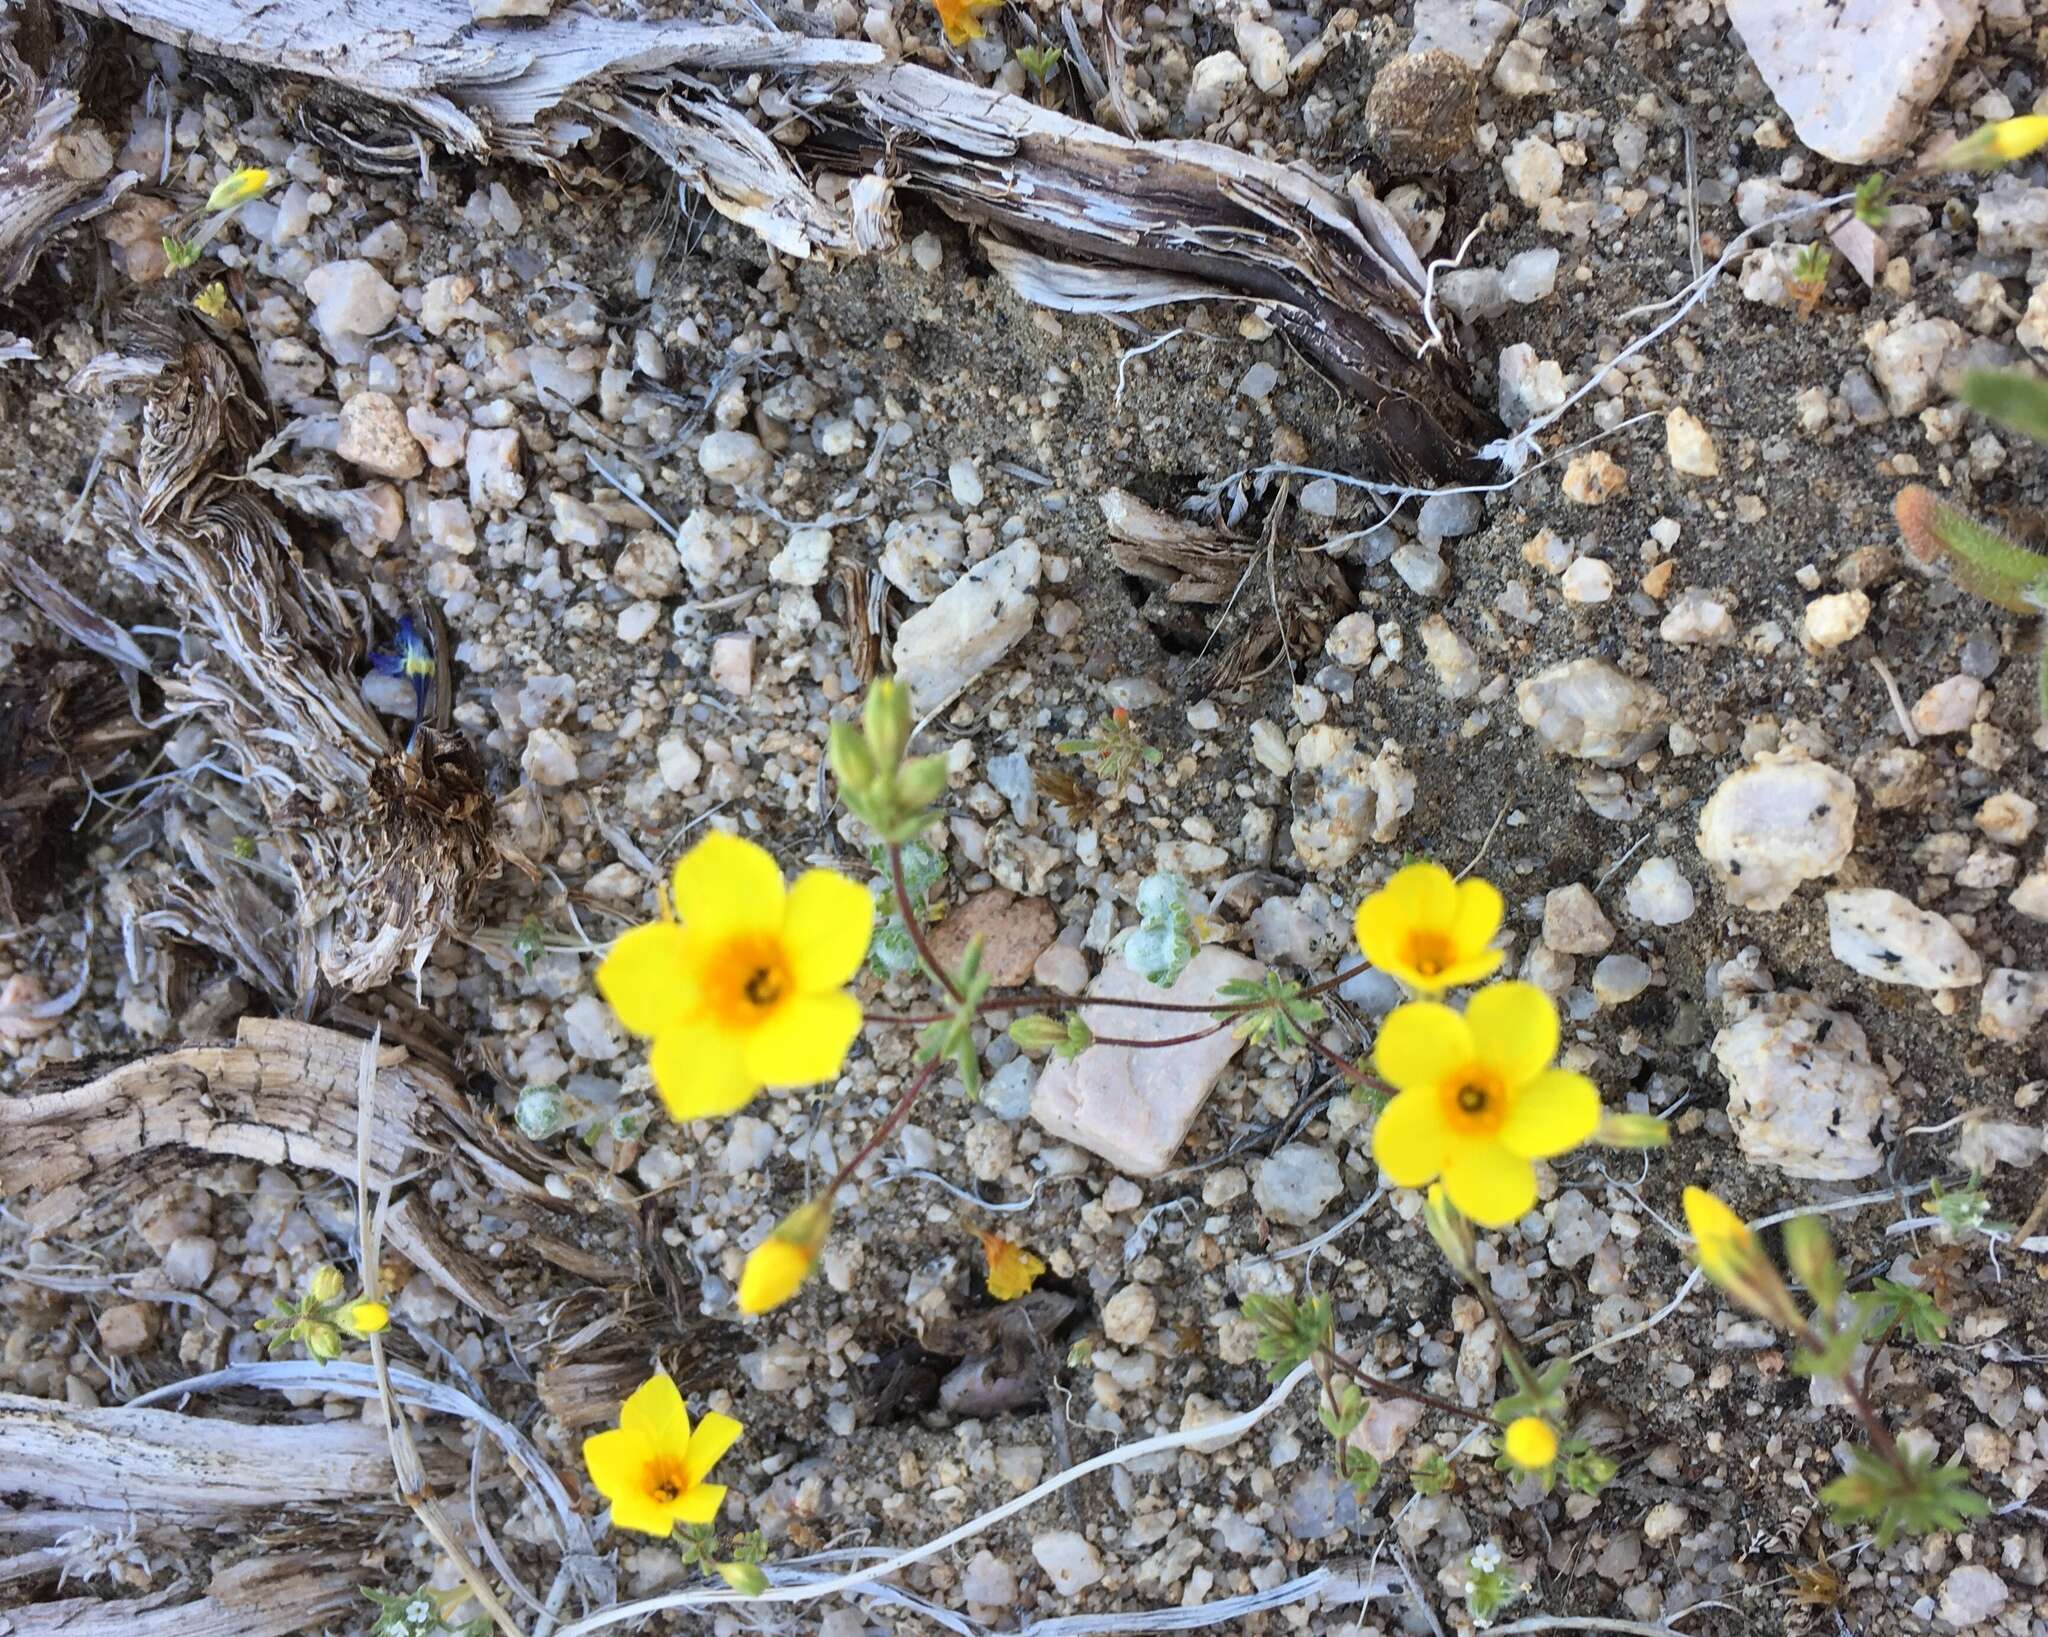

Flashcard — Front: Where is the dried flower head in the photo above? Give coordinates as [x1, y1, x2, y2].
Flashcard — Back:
[976, 1229, 1046, 1301]
[598, 832, 872, 1123]
[931, 0, 1003, 45]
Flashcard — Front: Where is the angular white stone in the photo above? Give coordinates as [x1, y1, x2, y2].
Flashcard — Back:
[1803, 589, 1870, 649]
[1979, 968, 2048, 1043]
[1724, 0, 1977, 164]
[1664, 407, 1720, 476]
[1826, 888, 1983, 989]
[1624, 858, 1696, 925]
[1715, 991, 1889, 1181]
[465, 427, 526, 510]
[1660, 589, 1735, 646]
[697, 429, 768, 488]
[1543, 884, 1614, 955]
[1253, 1143, 1343, 1225]
[1031, 947, 1263, 1177]
[892, 539, 1041, 713]
[1938, 1567, 2009, 1629]
[1515, 658, 1667, 766]
[1032, 1532, 1105, 1597]
[878, 512, 965, 602]
[303, 259, 398, 360]
[1289, 731, 1413, 871]
[1696, 751, 1857, 911]
[1409, 0, 1514, 67]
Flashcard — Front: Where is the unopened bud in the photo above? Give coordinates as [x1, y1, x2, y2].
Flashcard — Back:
[1008, 1014, 1068, 1053]
[862, 677, 910, 769]
[304, 1320, 342, 1362]
[1595, 1113, 1670, 1149]
[827, 720, 876, 793]
[1423, 1183, 1476, 1279]
[892, 753, 949, 811]
[343, 1300, 390, 1337]
[716, 1561, 769, 1596]
[308, 1264, 345, 1304]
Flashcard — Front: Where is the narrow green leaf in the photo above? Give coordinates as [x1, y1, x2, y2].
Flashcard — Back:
[1894, 485, 2048, 615]
[1960, 367, 2048, 445]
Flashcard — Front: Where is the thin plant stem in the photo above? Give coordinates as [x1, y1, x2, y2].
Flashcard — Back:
[1088, 1022, 1228, 1049]
[1319, 1344, 1494, 1429]
[1304, 958, 1369, 997]
[1788, 1312, 1903, 1469]
[889, 842, 962, 1005]
[825, 1058, 942, 1200]
[1301, 1030, 1396, 1101]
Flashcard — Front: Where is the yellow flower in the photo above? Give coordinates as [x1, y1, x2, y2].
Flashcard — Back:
[206, 167, 272, 211]
[1501, 1415, 1558, 1470]
[977, 1230, 1046, 1301]
[1370, 981, 1600, 1227]
[738, 1197, 832, 1315]
[193, 280, 229, 321]
[1682, 1187, 1754, 1290]
[597, 832, 873, 1123]
[343, 1300, 390, 1336]
[931, 0, 1002, 44]
[1354, 862, 1503, 994]
[582, 1374, 743, 1537]
[1934, 115, 2048, 170]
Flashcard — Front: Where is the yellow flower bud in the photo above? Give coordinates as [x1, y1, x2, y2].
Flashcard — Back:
[1682, 1187, 1754, 1291]
[1501, 1415, 1558, 1470]
[1007, 1013, 1068, 1053]
[1422, 1182, 1476, 1279]
[1594, 1112, 1670, 1149]
[206, 167, 273, 211]
[1932, 115, 2048, 172]
[307, 1264, 345, 1304]
[343, 1300, 390, 1336]
[738, 1198, 832, 1315]
[716, 1561, 769, 1596]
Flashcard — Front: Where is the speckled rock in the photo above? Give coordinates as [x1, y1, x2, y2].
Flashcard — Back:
[892, 539, 1040, 713]
[1289, 730, 1414, 870]
[1365, 49, 1478, 172]
[1979, 969, 2048, 1044]
[1826, 888, 1983, 989]
[1696, 752, 1857, 911]
[1543, 884, 1614, 955]
[1714, 991, 1889, 1180]
[336, 391, 423, 479]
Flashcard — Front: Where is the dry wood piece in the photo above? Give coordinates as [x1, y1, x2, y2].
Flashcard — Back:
[0, 1393, 441, 1513]
[1098, 487, 1249, 604]
[53, 0, 1496, 486]
[0, 1551, 363, 1635]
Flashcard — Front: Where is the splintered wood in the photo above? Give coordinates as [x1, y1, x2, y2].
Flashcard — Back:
[52, 0, 1497, 488]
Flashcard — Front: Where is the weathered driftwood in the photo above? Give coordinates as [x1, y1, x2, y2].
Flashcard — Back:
[0, 1018, 546, 1319]
[0, 1551, 362, 1635]
[0, 1392, 438, 1513]
[54, 0, 1496, 485]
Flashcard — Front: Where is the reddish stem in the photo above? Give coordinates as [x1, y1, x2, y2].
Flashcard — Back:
[891, 843, 962, 1005]
[826, 1058, 942, 1198]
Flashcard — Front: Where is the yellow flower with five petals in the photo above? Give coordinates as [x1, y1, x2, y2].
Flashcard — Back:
[1501, 1415, 1558, 1470]
[582, 1374, 743, 1537]
[597, 832, 873, 1123]
[1354, 862, 1504, 994]
[1370, 981, 1600, 1226]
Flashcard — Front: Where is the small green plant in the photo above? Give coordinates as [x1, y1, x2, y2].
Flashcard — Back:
[867, 837, 945, 977]
[1015, 42, 1063, 82]
[1410, 1448, 1452, 1496]
[678, 1524, 769, 1592]
[1122, 871, 1196, 986]
[1896, 369, 2048, 719]
[364, 1587, 488, 1637]
[513, 914, 546, 974]
[1463, 1543, 1520, 1628]
[1058, 706, 1162, 787]
[1853, 172, 1893, 228]
[1214, 971, 1325, 1048]
[1788, 241, 1831, 319]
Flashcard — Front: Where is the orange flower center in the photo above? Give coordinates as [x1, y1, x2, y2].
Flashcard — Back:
[1440, 1065, 1505, 1136]
[1404, 928, 1456, 978]
[706, 932, 791, 1030]
[641, 1455, 689, 1506]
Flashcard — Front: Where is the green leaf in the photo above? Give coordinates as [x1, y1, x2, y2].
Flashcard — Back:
[1961, 367, 2048, 446]
[1821, 1447, 1988, 1547]
[1894, 484, 2048, 616]
[1861, 1277, 1949, 1345]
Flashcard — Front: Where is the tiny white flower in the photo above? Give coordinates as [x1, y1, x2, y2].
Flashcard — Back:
[406, 1601, 431, 1624]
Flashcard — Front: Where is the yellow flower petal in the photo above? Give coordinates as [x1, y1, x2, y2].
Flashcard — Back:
[651, 1024, 759, 1121]
[672, 1482, 728, 1526]
[1989, 114, 2048, 160]
[781, 868, 875, 991]
[977, 1230, 1047, 1301]
[1372, 1001, 1472, 1094]
[344, 1300, 389, 1335]
[684, 1411, 744, 1489]
[738, 1238, 815, 1314]
[618, 1373, 690, 1451]
[1441, 1145, 1536, 1227]
[1371, 1088, 1451, 1187]
[1449, 875, 1505, 951]
[597, 922, 696, 1039]
[608, 1487, 678, 1538]
[1502, 1415, 1558, 1469]
[743, 990, 861, 1087]
[671, 831, 785, 943]
[1464, 981, 1560, 1089]
[1423, 948, 1506, 990]
[1499, 1069, 1601, 1159]
[582, 1427, 647, 1505]
[1386, 861, 1459, 923]
[1354, 889, 1416, 977]
[1683, 1186, 1754, 1287]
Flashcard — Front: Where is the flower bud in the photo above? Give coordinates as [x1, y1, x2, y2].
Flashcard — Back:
[738, 1197, 833, 1316]
[892, 753, 949, 812]
[1423, 1183, 1476, 1280]
[1007, 1014, 1068, 1053]
[862, 677, 909, 770]
[827, 720, 876, 793]
[304, 1320, 342, 1362]
[308, 1264, 345, 1304]
[1782, 1213, 1839, 1307]
[1594, 1112, 1670, 1149]
[716, 1561, 769, 1597]
[206, 167, 272, 211]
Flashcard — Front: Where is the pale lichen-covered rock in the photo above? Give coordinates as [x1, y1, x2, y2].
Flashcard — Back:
[1696, 751, 1857, 911]
[1289, 730, 1413, 871]
[1725, 0, 1976, 164]
[1715, 991, 1890, 1181]
[1515, 659, 1666, 766]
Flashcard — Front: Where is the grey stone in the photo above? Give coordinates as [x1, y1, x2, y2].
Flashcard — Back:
[1516, 658, 1667, 766]
[1253, 1143, 1343, 1226]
